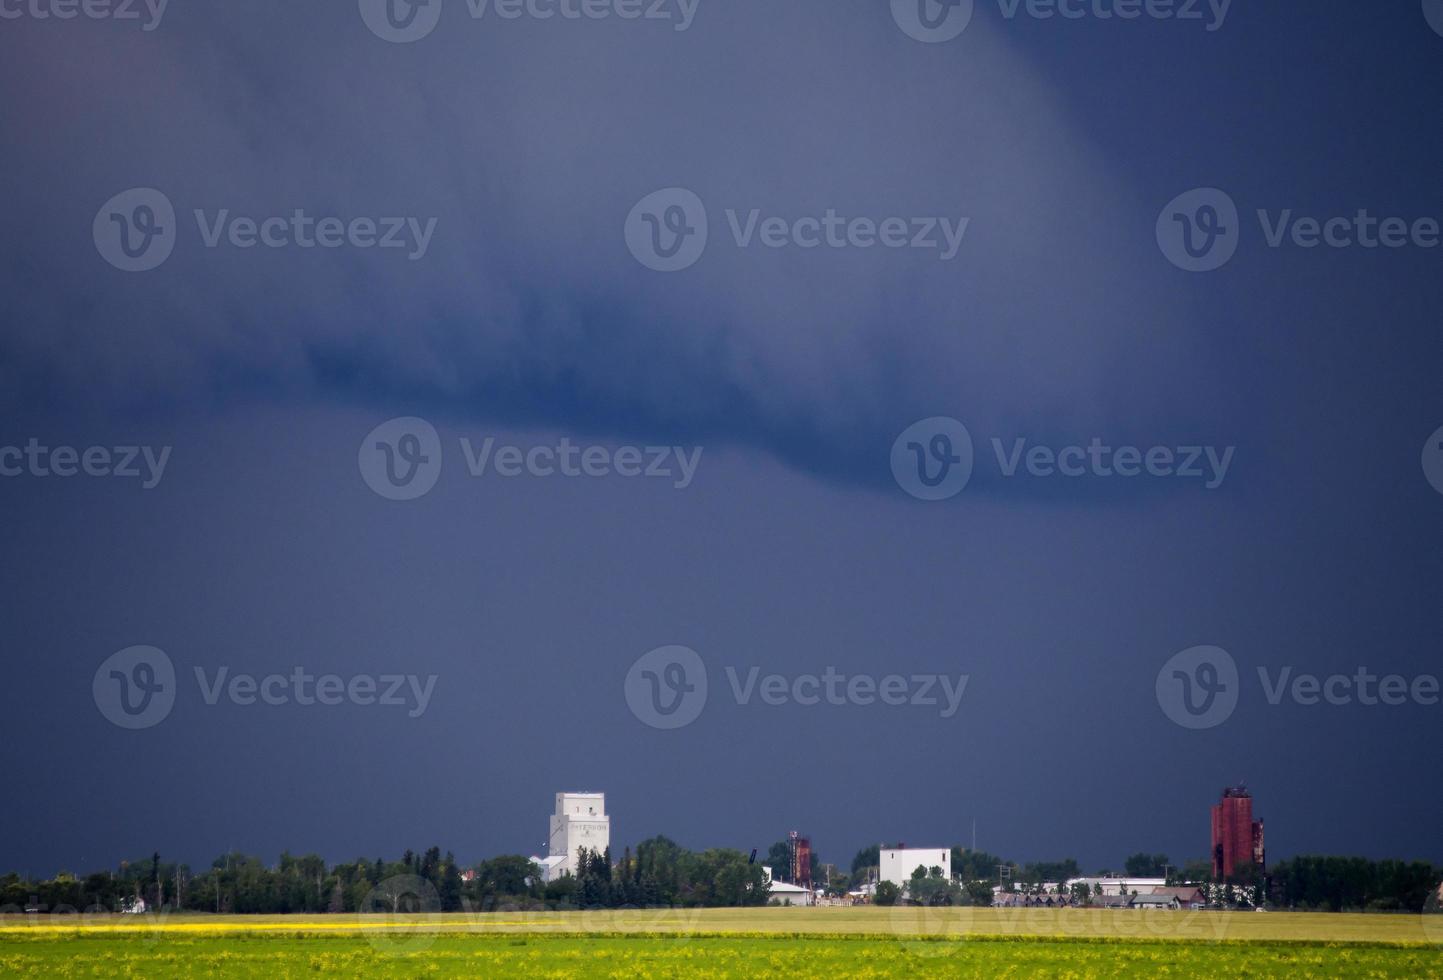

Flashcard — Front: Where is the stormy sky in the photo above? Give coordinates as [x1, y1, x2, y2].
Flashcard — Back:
[2, 0, 1442, 876]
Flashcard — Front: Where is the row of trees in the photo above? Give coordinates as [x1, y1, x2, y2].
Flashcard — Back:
[8, 847, 1440, 915]
[0, 837, 772, 915]
[1269, 856, 1441, 913]
[844, 845, 1443, 913]
[4, 848, 494, 916]
[873, 866, 994, 907]
[554, 840, 770, 909]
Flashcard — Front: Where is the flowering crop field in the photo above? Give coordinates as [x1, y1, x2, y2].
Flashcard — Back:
[3, 910, 1442, 978]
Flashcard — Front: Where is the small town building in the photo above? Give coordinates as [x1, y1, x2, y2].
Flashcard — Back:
[1131, 894, 1182, 910]
[879, 846, 951, 890]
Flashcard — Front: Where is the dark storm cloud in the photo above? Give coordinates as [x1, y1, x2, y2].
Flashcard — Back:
[0, 0, 1227, 490]
[4, 0, 1443, 880]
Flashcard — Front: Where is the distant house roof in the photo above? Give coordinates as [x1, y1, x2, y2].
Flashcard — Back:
[1150, 887, 1205, 903]
[1090, 895, 1133, 908]
[1132, 894, 1180, 907]
[528, 855, 567, 876]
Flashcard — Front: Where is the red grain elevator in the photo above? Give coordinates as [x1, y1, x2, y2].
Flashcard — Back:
[1211, 785, 1265, 881]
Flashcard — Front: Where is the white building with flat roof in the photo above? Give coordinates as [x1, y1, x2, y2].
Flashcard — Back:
[879, 846, 952, 890]
[1068, 877, 1168, 897]
[762, 866, 815, 906]
[533, 792, 610, 883]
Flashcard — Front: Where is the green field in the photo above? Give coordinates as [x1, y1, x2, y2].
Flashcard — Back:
[3, 908, 1442, 977]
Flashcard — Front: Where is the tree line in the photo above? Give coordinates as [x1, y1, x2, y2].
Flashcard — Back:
[0, 836, 770, 915]
[844, 845, 1442, 913]
[1269, 856, 1441, 913]
[6, 845, 1439, 915]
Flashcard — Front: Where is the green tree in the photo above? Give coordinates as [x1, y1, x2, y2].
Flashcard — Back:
[1124, 853, 1171, 878]
[851, 845, 880, 876]
[908, 866, 961, 906]
[766, 841, 793, 883]
[950, 848, 1003, 882]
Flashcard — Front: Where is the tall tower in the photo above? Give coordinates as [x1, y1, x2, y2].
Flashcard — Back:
[1211, 786, 1265, 881]
[788, 831, 812, 889]
[548, 792, 611, 879]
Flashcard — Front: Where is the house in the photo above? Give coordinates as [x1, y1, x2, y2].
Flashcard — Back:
[767, 879, 813, 906]
[1089, 894, 1134, 909]
[1067, 877, 1168, 898]
[763, 867, 815, 906]
[1150, 886, 1207, 910]
[1131, 894, 1181, 910]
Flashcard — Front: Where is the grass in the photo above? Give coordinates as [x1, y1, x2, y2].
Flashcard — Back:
[3, 908, 1442, 977]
